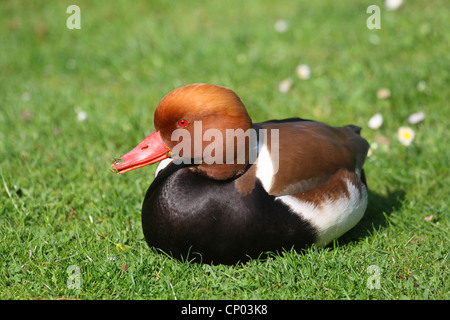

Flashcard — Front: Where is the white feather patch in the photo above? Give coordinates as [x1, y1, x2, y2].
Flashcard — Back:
[255, 141, 275, 193]
[155, 158, 173, 177]
[277, 180, 368, 246]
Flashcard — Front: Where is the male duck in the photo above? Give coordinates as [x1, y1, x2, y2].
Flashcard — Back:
[112, 84, 369, 264]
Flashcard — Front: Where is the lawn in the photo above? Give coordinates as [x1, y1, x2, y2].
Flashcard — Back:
[0, 0, 448, 300]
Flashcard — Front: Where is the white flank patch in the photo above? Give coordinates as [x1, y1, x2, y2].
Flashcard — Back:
[255, 141, 275, 193]
[155, 158, 173, 177]
[277, 180, 368, 246]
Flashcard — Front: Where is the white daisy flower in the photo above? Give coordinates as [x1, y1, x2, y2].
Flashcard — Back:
[296, 64, 311, 80]
[274, 20, 289, 33]
[368, 113, 383, 129]
[398, 126, 415, 146]
[417, 81, 426, 91]
[408, 111, 425, 124]
[77, 111, 88, 122]
[278, 78, 293, 94]
[385, 0, 403, 11]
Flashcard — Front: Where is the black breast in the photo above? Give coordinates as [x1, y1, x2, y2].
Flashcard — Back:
[141, 163, 316, 264]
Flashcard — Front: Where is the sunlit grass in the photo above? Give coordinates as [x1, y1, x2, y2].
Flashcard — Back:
[0, 0, 448, 299]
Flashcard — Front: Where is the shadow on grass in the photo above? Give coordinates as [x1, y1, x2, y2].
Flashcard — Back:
[338, 188, 406, 245]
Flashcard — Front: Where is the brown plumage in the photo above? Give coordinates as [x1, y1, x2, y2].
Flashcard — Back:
[255, 120, 368, 196]
[154, 84, 254, 180]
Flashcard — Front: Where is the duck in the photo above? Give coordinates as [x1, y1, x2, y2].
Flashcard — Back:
[112, 83, 369, 264]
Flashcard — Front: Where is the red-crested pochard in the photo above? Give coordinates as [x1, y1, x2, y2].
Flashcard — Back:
[112, 84, 369, 264]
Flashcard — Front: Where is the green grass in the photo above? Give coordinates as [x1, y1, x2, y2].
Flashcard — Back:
[0, 0, 448, 300]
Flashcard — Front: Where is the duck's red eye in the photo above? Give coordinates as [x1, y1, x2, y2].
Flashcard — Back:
[177, 119, 189, 127]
